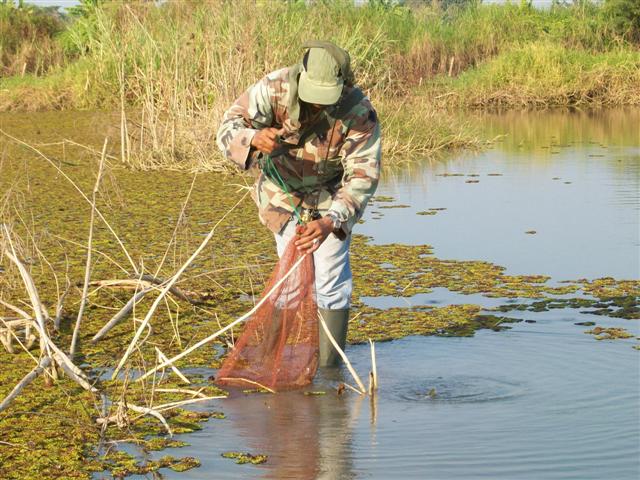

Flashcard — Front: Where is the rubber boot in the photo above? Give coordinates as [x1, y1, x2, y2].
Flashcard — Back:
[318, 308, 350, 367]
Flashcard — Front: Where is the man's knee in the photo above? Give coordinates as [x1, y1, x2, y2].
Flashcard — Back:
[316, 278, 352, 310]
[315, 253, 352, 310]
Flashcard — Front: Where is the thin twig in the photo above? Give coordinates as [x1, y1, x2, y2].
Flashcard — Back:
[154, 346, 190, 384]
[318, 311, 366, 394]
[54, 261, 71, 331]
[153, 395, 226, 412]
[0, 129, 138, 276]
[70, 138, 107, 359]
[154, 172, 197, 277]
[154, 388, 206, 398]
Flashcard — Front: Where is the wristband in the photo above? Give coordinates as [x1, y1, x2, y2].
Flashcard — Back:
[326, 211, 342, 231]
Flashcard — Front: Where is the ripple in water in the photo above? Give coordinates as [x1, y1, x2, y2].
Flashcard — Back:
[394, 375, 525, 403]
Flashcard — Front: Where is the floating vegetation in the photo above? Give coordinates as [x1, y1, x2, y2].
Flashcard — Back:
[378, 204, 411, 209]
[437, 173, 465, 177]
[1, 127, 638, 478]
[145, 438, 189, 451]
[349, 306, 523, 344]
[465, 180, 480, 183]
[371, 196, 395, 202]
[584, 326, 634, 341]
[417, 208, 446, 216]
[222, 451, 268, 465]
[525, 230, 537, 234]
[93, 452, 201, 476]
[303, 391, 326, 396]
[351, 236, 578, 300]
[494, 294, 639, 320]
[487, 173, 503, 176]
[578, 278, 640, 300]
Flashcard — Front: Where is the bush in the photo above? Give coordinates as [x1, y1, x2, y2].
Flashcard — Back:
[0, 2, 66, 76]
[604, 0, 640, 43]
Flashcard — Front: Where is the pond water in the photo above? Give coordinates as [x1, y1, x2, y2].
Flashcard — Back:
[119, 109, 639, 479]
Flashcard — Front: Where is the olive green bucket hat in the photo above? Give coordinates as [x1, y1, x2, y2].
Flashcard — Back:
[298, 41, 352, 105]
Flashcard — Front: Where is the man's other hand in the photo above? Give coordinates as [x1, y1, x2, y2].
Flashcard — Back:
[295, 217, 334, 253]
[251, 127, 283, 154]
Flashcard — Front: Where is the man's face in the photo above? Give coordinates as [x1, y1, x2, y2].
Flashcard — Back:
[303, 101, 331, 114]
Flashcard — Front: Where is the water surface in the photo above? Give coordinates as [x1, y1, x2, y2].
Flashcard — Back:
[123, 109, 639, 479]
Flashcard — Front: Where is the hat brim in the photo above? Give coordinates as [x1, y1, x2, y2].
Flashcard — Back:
[298, 71, 344, 105]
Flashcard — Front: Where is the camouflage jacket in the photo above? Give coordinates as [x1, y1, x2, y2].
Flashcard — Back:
[216, 66, 381, 236]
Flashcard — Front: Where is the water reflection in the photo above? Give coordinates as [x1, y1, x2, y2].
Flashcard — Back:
[362, 109, 640, 279]
[220, 369, 364, 479]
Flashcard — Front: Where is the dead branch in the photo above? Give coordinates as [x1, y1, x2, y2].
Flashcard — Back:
[98, 401, 173, 437]
[91, 287, 152, 343]
[140, 274, 202, 305]
[3, 228, 97, 393]
[154, 346, 190, 384]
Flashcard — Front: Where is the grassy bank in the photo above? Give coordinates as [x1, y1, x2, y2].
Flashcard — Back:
[433, 43, 640, 107]
[0, 0, 638, 169]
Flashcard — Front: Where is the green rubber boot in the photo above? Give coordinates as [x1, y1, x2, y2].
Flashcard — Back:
[318, 308, 350, 367]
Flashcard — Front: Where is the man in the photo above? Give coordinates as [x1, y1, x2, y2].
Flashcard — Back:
[216, 40, 381, 367]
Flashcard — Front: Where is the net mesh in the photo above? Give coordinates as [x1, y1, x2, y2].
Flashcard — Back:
[215, 238, 318, 391]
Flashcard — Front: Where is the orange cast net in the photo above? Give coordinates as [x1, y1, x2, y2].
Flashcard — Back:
[215, 238, 319, 391]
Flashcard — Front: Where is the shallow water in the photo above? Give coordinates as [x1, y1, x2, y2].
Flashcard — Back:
[119, 109, 639, 479]
[133, 311, 637, 480]
[360, 109, 640, 279]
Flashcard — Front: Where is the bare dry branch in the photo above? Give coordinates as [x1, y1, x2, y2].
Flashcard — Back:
[70, 138, 107, 359]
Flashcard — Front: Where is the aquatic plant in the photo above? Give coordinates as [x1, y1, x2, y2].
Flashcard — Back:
[221, 451, 268, 465]
[584, 326, 634, 341]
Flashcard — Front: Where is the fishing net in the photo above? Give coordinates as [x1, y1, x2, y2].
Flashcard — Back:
[215, 237, 318, 391]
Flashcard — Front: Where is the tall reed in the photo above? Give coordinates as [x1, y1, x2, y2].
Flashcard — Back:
[1, 1, 637, 168]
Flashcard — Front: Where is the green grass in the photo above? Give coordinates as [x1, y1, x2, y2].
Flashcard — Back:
[434, 42, 640, 107]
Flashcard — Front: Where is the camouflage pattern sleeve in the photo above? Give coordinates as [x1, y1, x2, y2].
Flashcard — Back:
[216, 74, 276, 170]
[329, 106, 382, 234]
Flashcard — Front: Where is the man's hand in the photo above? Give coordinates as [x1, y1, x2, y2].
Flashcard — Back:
[295, 217, 334, 253]
[251, 127, 283, 154]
